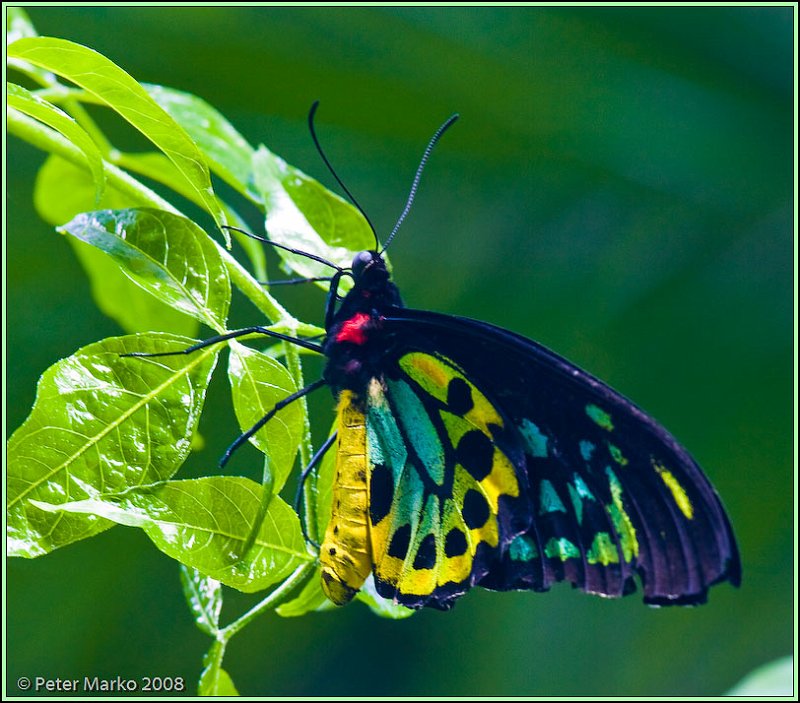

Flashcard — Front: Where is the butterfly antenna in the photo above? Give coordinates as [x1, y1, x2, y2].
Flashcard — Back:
[308, 101, 379, 251]
[381, 113, 459, 256]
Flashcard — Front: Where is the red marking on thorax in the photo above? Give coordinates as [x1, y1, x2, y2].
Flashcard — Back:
[336, 312, 371, 345]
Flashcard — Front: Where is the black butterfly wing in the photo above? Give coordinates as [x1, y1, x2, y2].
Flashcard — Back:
[381, 307, 740, 605]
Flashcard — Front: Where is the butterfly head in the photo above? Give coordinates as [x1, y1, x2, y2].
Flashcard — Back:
[351, 250, 389, 288]
[338, 249, 401, 310]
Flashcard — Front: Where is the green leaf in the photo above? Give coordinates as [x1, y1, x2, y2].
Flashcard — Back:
[199, 665, 238, 697]
[199, 642, 239, 696]
[275, 573, 333, 618]
[115, 151, 201, 204]
[7, 82, 105, 202]
[6, 37, 227, 238]
[227, 341, 304, 492]
[356, 575, 415, 620]
[35, 152, 141, 219]
[60, 208, 231, 333]
[253, 145, 375, 287]
[144, 84, 255, 200]
[727, 656, 794, 696]
[34, 155, 199, 336]
[35, 477, 313, 592]
[73, 242, 201, 337]
[7, 332, 219, 558]
[180, 565, 222, 637]
[115, 151, 267, 280]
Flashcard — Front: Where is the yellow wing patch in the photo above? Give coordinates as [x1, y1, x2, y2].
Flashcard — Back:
[653, 459, 694, 520]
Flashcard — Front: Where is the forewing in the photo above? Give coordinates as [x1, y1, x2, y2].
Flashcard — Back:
[382, 308, 740, 605]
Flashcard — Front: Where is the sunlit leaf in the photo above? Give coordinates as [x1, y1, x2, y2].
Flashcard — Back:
[6, 37, 227, 238]
[7, 82, 105, 202]
[226, 341, 304, 492]
[116, 151, 267, 281]
[727, 656, 794, 696]
[356, 576, 415, 620]
[60, 208, 231, 332]
[7, 332, 219, 558]
[34, 155, 199, 336]
[144, 84, 255, 200]
[35, 477, 313, 592]
[253, 145, 375, 288]
[180, 565, 222, 636]
[275, 573, 333, 618]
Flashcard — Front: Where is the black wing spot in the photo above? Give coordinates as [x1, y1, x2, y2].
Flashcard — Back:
[369, 464, 393, 525]
[388, 524, 411, 559]
[413, 533, 437, 570]
[457, 430, 494, 481]
[463, 489, 490, 529]
[447, 377, 474, 415]
[444, 527, 468, 557]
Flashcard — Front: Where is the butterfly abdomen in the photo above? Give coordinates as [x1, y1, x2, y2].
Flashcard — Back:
[320, 390, 372, 605]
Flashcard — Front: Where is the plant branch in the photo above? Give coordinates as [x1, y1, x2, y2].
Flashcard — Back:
[217, 563, 315, 642]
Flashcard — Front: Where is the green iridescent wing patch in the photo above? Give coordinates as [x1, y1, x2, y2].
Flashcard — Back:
[364, 353, 530, 610]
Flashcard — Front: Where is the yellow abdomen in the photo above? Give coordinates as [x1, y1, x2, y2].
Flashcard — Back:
[320, 390, 371, 604]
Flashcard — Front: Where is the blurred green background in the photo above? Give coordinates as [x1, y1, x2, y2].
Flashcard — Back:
[6, 6, 793, 697]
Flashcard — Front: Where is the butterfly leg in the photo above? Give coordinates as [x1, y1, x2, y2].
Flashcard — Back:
[221, 225, 343, 272]
[219, 378, 328, 468]
[121, 326, 324, 357]
[293, 432, 338, 548]
[261, 276, 334, 286]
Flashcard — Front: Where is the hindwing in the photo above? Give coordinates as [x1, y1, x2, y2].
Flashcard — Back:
[363, 352, 530, 610]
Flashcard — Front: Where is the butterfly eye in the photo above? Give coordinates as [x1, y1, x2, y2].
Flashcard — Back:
[351, 250, 376, 279]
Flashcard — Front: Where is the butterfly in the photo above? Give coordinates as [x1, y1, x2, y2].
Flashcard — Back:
[202, 106, 740, 611]
[313, 250, 741, 611]
[256, 109, 740, 612]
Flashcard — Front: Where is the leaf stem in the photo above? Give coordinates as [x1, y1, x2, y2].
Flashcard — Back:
[205, 639, 226, 671]
[283, 339, 313, 469]
[221, 245, 291, 324]
[64, 97, 114, 156]
[9, 108, 179, 210]
[217, 563, 315, 642]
